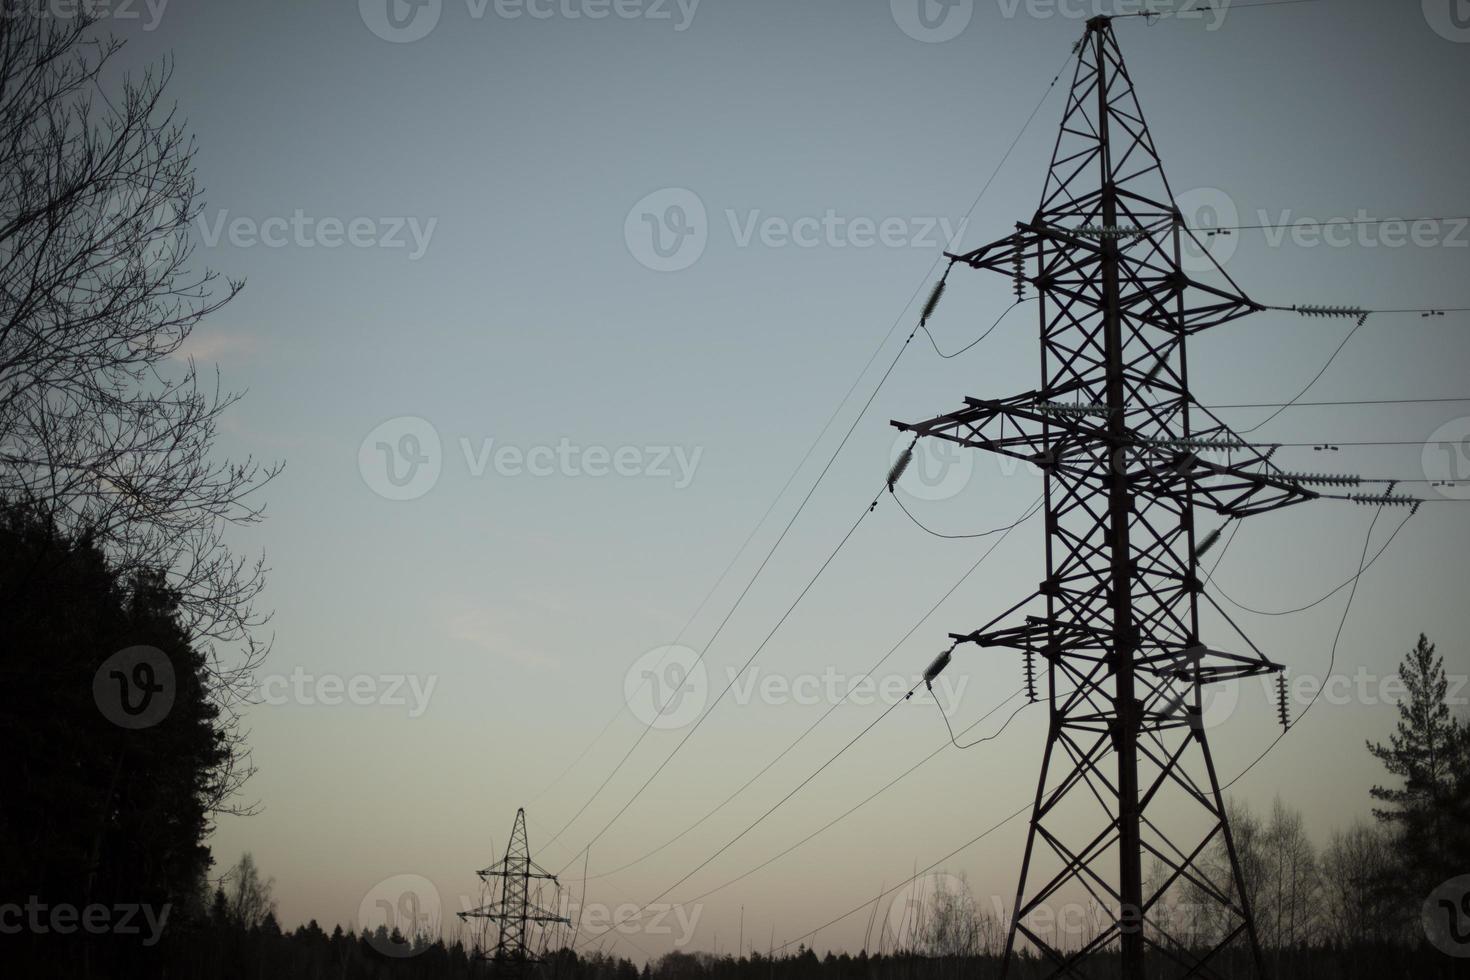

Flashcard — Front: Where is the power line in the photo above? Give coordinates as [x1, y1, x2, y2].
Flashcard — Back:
[1229, 312, 1369, 435]
[1209, 505, 1416, 617]
[579, 497, 1042, 883]
[1204, 396, 1470, 410]
[576, 680, 924, 947]
[610, 687, 1041, 927]
[920, 300, 1030, 359]
[752, 507, 1396, 955]
[771, 802, 1033, 955]
[1266, 304, 1470, 316]
[893, 492, 1045, 540]
[931, 691, 1032, 750]
[1219, 504, 1389, 791]
[556, 480, 891, 871]
[543, 41, 1077, 852]
[1186, 214, 1470, 233]
[1116, 0, 1325, 22]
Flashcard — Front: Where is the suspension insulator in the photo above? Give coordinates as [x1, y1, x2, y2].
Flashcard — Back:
[1293, 304, 1367, 319]
[1023, 647, 1037, 703]
[1281, 472, 1362, 488]
[920, 277, 947, 325]
[888, 441, 915, 491]
[1276, 674, 1291, 730]
[1348, 493, 1416, 507]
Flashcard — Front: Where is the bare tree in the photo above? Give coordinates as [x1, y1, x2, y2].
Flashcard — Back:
[0, 5, 277, 810]
[1318, 821, 1401, 946]
[1180, 798, 1268, 950]
[1262, 796, 1319, 951]
[913, 873, 1003, 959]
[225, 852, 277, 930]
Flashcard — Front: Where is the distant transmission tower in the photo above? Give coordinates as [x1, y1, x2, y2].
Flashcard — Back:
[893, 16, 1356, 980]
[460, 808, 571, 979]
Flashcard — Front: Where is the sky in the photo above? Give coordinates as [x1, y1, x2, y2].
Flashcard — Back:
[86, 0, 1470, 962]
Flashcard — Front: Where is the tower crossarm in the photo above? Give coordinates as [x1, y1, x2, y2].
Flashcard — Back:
[458, 902, 571, 926]
[893, 399, 1320, 518]
[955, 617, 1282, 681]
[946, 217, 1267, 335]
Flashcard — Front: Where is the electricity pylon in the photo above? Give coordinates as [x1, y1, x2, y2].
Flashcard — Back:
[459, 808, 571, 979]
[894, 16, 1331, 980]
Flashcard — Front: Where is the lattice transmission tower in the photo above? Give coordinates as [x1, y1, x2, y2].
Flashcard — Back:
[891, 15, 1371, 980]
[459, 808, 571, 979]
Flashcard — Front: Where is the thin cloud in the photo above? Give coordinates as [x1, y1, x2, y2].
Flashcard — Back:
[171, 329, 260, 365]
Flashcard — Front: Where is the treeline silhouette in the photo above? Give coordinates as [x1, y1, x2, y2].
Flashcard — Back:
[2, 490, 1464, 980]
[20, 919, 1464, 980]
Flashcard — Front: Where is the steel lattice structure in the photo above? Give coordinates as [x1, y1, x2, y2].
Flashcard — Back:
[459, 808, 571, 979]
[893, 16, 1326, 980]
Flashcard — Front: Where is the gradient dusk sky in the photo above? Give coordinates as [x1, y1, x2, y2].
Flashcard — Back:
[89, 0, 1470, 961]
